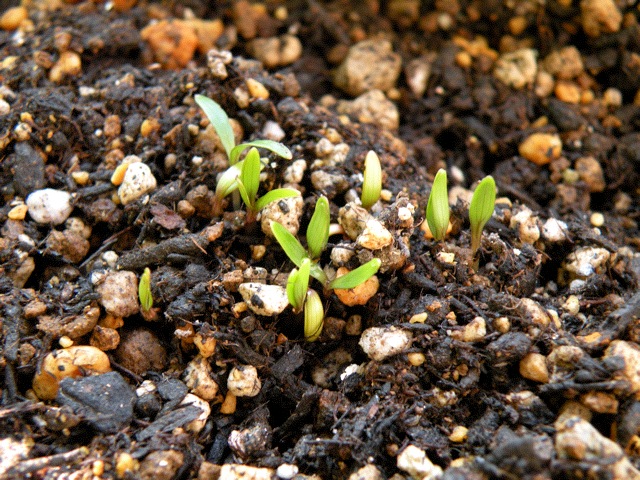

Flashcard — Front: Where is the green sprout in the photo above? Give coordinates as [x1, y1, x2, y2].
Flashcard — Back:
[425, 168, 450, 242]
[304, 290, 324, 342]
[138, 267, 153, 312]
[286, 259, 324, 341]
[469, 175, 496, 261]
[287, 258, 311, 314]
[236, 147, 300, 222]
[361, 150, 382, 210]
[194, 94, 293, 213]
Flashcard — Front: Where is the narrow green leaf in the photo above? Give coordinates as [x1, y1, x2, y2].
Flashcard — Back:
[426, 169, 450, 241]
[309, 262, 328, 286]
[270, 221, 307, 267]
[215, 163, 241, 198]
[254, 188, 300, 212]
[195, 95, 235, 159]
[306, 196, 330, 260]
[230, 139, 292, 165]
[329, 258, 381, 290]
[294, 259, 311, 312]
[236, 180, 253, 212]
[138, 267, 153, 312]
[361, 150, 382, 210]
[304, 289, 324, 342]
[240, 148, 261, 205]
[469, 175, 496, 253]
[286, 268, 301, 311]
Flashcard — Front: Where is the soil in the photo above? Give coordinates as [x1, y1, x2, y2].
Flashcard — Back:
[1, 1, 640, 479]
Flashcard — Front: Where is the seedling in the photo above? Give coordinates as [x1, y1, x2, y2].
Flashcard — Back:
[425, 169, 450, 241]
[304, 290, 324, 342]
[236, 147, 300, 222]
[361, 150, 382, 210]
[286, 259, 324, 341]
[138, 267, 153, 312]
[469, 175, 496, 261]
[194, 94, 293, 212]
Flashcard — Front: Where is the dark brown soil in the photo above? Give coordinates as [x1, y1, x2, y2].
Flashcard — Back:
[1, 1, 640, 479]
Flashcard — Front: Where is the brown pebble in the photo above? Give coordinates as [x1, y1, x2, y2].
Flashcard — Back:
[90, 325, 120, 351]
[140, 20, 199, 69]
[114, 328, 168, 375]
[0, 7, 28, 31]
[518, 132, 562, 166]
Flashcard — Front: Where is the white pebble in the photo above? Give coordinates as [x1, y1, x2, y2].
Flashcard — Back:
[564, 247, 610, 278]
[0, 98, 10, 115]
[227, 365, 261, 397]
[179, 394, 211, 434]
[261, 121, 285, 142]
[542, 217, 568, 242]
[359, 326, 413, 361]
[118, 160, 157, 205]
[283, 159, 307, 184]
[397, 445, 443, 480]
[238, 283, 289, 316]
[276, 464, 299, 479]
[26, 188, 73, 225]
[96, 270, 139, 317]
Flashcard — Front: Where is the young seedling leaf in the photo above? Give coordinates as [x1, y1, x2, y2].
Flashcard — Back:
[426, 169, 450, 241]
[236, 179, 252, 212]
[304, 289, 324, 342]
[361, 150, 382, 210]
[286, 268, 301, 311]
[329, 258, 381, 290]
[194, 95, 235, 159]
[254, 188, 300, 212]
[270, 221, 307, 267]
[138, 267, 153, 312]
[293, 258, 311, 312]
[240, 148, 261, 206]
[215, 163, 242, 198]
[469, 175, 496, 254]
[306, 196, 330, 260]
[230, 139, 292, 165]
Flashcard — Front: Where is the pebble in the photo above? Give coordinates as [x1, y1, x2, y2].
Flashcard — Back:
[580, 0, 622, 37]
[179, 393, 211, 434]
[518, 132, 562, 166]
[138, 450, 184, 480]
[510, 209, 540, 244]
[451, 317, 486, 343]
[261, 120, 285, 142]
[114, 328, 168, 375]
[276, 464, 299, 479]
[183, 355, 219, 400]
[246, 78, 269, 100]
[49, 51, 82, 83]
[336, 90, 400, 130]
[310, 170, 350, 197]
[238, 283, 289, 316]
[140, 20, 198, 69]
[32, 346, 111, 400]
[563, 247, 610, 279]
[118, 161, 157, 205]
[46, 230, 90, 263]
[26, 188, 73, 225]
[8, 204, 28, 220]
[218, 464, 274, 480]
[405, 54, 436, 97]
[96, 270, 139, 317]
[260, 195, 303, 238]
[57, 371, 135, 433]
[493, 48, 538, 89]
[333, 39, 402, 96]
[555, 417, 640, 477]
[541, 217, 568, 242]
[542, 46, 584, 79]
[580, 391, 618, 414]
[519, 352, 550, 383]
[359, 326, 412, 361]
[0, 98, 9, 116]
[575, 156, 605, 192]
[333, 268, 380, 306]
[357, 218, 393, 250]
[449, 426, 468, 443]
[338, 203, 373, 240]
[590, 212, 605, 227]
[227, 365, 261, 397]
[605, 340, 640, 394]
[396, 445, 443, 480]
[0, 6, 28, 31]
[283, 159, 307, 184]
[247, 34, 302, 68]
[348, 464, 384, 480]
[90, 326, 120, 351]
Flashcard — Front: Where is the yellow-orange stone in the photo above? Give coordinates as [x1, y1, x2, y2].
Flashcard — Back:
[333, 267, 379, 306]
[518, 133, 562, 166]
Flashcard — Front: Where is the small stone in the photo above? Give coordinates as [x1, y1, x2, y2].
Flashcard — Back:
[510, 209, 540, 244]
[275, 463, 299, 479]
[519, 298, 551, 327]
[336, 90, 400, 130]
[449, 426, 468, 443]
[260, 195, 303, 238]
[8, 204, 28, 220]
[334, 40, 401, 96]
[140, 20, 198, 69]
[605, 340, 640, 394]
[493, 48, 538, 89]
[581, 0, 622, 37]
[283, 159, 307, 184]
[114, 328, 167, 375]
[49, 51, 82, 83]
[26, 189, 73, 225]
[602, 87, 623, 108]
[408, 352, 426, 366]
[494, 316, 511, 333]
[238, 283, 289, 316]
[590, 212, 605, 227]
[333, 268, 379, 307]
[555, 81, 581, 104]
[452, 317, 486, 343]
[227, 365, 261, 397]
[219, 465, 274, 480]
[139, 450, 184, 480]
[115, 453, 139, 478]
[405, 54, 435, 97]
[96, 271, 139, 317]
[118, 161, 157, 205]
[348, 464, 384, 480]
[543, 46, 584, 79]
[310, 170, 350, 198]
[0, 6, 28, 31]
[261, 120, 285, 142]
[46, 230, 90, 263]
[183, 355, 219, 400]
[519, 352, 550, 383]
[580, 391, 618, 414]
[359, 326, 413, 361]
[397, 445, 443, 480]
[575, 156, 605, 192]
[90, 326, 120, 351]
[563, 247, 610, 279]
[542, 217, 568, 242]
[248, 34, 302, 68]
[180, 393, 211, 434]
[357, 219, 393, 250]
[519, 132, 562, 166]
[563, 295, 581, 315]
[246, 78, 269, 100]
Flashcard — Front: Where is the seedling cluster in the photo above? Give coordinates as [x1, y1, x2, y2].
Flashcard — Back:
[187, 96, 498, 342]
